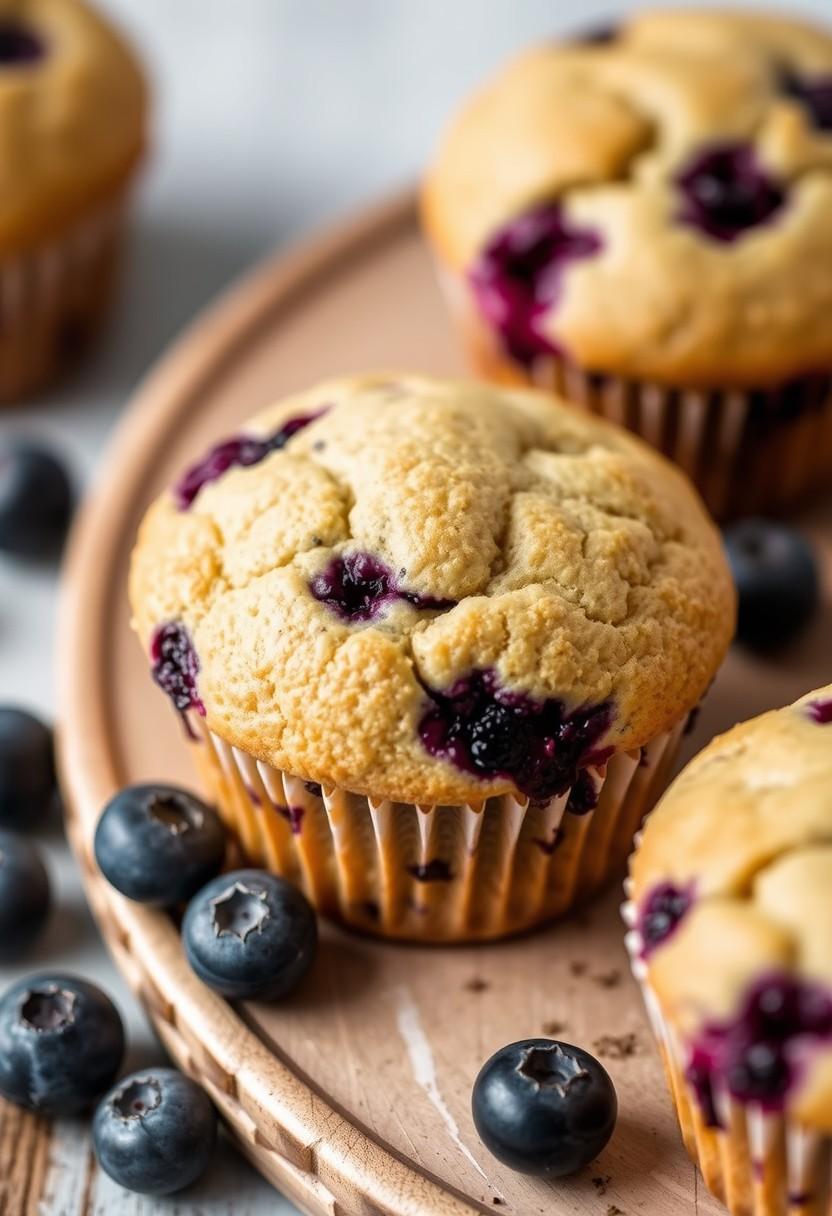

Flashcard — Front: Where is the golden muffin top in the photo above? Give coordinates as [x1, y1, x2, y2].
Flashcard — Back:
[0, 0, 146, 251]
[423, 9, 832, 387]
[629, 686, 832, 1131]
[129, 374, 733, 807]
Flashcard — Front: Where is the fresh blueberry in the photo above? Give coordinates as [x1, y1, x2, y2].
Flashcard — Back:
[93, 1067, 217, 1196]
[472, 1038, 617, 1177]
[0, 975, 124, 1115]
[0, 831, 50, 960]
[0, 440, 73, 558]
[724, 520, 819, 651]
[95, 784, 225, 906]
[0, 707, 56, 829]
[183, 869, 317, 1001]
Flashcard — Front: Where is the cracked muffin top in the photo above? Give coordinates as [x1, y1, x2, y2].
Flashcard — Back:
[129, 374, 733, 807]
[422, 8, 832, 387]
[0, 0, 146, 252]
[629, 687, 832, 1130]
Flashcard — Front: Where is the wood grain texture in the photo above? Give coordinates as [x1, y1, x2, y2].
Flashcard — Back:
[56, 192, 832, 1216]
[0, 1097, 294, 1215]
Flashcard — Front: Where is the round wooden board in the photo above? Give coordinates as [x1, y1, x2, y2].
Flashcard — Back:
[58, 192, 832, 1216]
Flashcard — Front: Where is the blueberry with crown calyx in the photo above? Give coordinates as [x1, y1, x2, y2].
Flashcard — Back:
[95, 784, 225, 906]
[472, 1038, 617, 1176]
[0, 975, 124, 1115]
[183, 869, 317, 1000]
[93, 1067, 217, 1195]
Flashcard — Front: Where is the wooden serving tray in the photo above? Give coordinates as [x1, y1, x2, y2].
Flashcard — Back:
[58, 192, 832, 1216]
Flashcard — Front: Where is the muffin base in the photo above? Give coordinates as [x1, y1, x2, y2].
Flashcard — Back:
[446, 272, 832, 521]
[185, 713, 685, 943]
[623, 898, 831, 1216]
[0, 190, 129, 403]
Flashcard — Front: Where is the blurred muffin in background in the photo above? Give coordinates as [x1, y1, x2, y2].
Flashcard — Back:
[423, 9, 832, 519]
[0, 0, 146, 401]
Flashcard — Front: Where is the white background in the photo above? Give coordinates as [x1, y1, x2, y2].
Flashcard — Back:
[1, 2, 828, 1210]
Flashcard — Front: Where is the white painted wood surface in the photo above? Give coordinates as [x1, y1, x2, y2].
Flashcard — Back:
[3, 1, 832, 1212]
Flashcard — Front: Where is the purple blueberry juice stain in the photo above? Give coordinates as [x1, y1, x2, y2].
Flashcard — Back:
[781, 69, 832, 132]
[533, 827, 564, 856]
[675, 144, 786, 243]
[638, 882, 693, 958]
[150, 623, 204, 732]
[807, 698, 832, 724]
[276, 805, 304, 835]
[407, 859, 454, 882]
[469, 203, 603, 366]
[173, 407, 329, 510]
[686, 973, 832, 1121]
[418, 667, 612, 802]
[310, 552, 455, 622]
[566, 769, 601, 815]
[0, 23, 44, 64]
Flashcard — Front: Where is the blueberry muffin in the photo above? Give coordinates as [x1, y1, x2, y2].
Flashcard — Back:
[423, 9, 832, 518]
[0, 0, 146, 400]
[129, 374, 733, 942]
[626, 687, 832, 1216]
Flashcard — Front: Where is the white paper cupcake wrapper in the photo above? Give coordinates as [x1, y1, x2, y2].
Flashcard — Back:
[441, 267, 832, 521]
[623, 895, 832, 1214]
[184, 714, 685, 943]
[0, 193, 127, 402]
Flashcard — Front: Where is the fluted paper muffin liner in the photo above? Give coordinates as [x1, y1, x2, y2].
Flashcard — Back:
[623, 891, 831, 1216]
[442, 269, 832, 521]
[0, 189, 129, 403]
[183, 713, 685, 943]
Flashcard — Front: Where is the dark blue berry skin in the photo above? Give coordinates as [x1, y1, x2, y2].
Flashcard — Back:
[183, 869, 317, 1001]
[472, 1039, 617, 1177]
[93, 1067, 217, 1196]
[0, 707, 56, 829]
[0, 975, 124, 1115]
[0, 441, 73, 559]
[0, 831, 50, 960]
[95, 784, 225, 907]
[724, 520, 819, 652]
